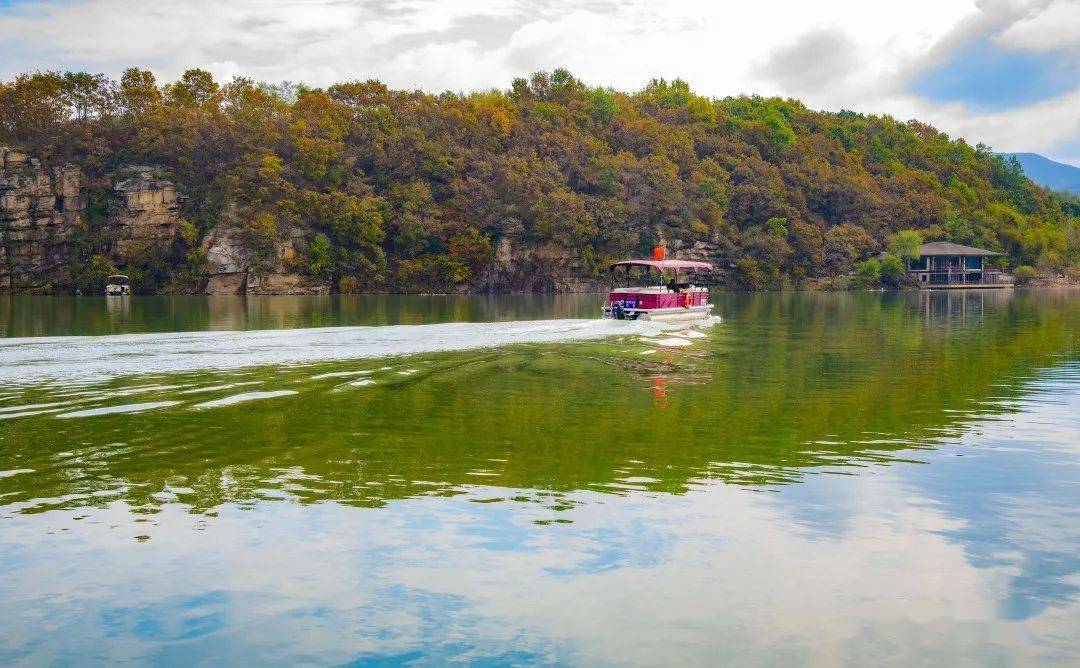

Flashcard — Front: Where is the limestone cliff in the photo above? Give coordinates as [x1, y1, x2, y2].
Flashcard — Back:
[1, 146, 719, 294]
[109, 167, 181, 255]
[202, 228, 251, 295]
[0, 148, 188, 293]
[202, 226, 327, 296]
[483, 237, 604, 293]
[0, 148, 82, 291]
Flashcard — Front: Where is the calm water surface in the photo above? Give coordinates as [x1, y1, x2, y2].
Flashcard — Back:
[0, 290, 1078, 666]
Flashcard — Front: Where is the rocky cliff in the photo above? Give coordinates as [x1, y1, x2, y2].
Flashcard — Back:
[0, 147, 337, 295]
[202, 227, 328, 296]
[109, 167, 181, 256]
[1, 147, 716, 295]
[0, 148, 82, 291]
[482, 223, 604, 293]
[0, 148, 190, 293]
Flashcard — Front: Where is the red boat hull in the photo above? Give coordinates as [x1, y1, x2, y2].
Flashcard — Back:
[604, 288, 712, 320]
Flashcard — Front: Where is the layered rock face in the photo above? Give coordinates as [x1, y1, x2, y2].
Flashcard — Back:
[474, 217, 601, 292]
[0, 148, 83, 291]
[484, 236, 604, 292]
[201, 228, 250, 295]
[3, 147, 715, 294]
[109, 167, 181, 255]
[202, 227, 328, 296]
[1, 150, 187, 292]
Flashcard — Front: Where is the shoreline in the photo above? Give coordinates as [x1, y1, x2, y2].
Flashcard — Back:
[2, 282, 1078, 298]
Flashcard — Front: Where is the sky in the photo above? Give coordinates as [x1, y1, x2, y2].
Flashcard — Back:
[1, 0, 1080, 165]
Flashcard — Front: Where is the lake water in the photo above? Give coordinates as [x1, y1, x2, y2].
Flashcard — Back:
[1, 290, 1078, 666]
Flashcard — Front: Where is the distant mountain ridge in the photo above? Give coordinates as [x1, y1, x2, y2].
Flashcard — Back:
[1001, 152, 1080, 195]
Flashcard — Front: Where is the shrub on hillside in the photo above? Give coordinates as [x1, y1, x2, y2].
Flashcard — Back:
[852, 258, 882, 289]
[338, 275, 359, 294]
[1013, 265, 1037, 284]
[879, 254, 907, 287]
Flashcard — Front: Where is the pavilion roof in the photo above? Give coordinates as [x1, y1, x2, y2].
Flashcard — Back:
[918, 241, 1001, 257]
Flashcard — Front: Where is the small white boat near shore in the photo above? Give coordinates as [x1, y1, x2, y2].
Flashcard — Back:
[105, 274, 131, 296]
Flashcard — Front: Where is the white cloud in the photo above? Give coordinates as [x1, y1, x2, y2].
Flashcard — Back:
[753, 28, 859, 95]
[997, 0, 1080, 51]
[1, 0, 1079, 163]
[382, 39, 513, 92]
[899, 89, 1080, 162]
[0, 0, 976, 91]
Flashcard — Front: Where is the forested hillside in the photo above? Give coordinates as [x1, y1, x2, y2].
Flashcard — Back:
[2, 68, 1078, 293]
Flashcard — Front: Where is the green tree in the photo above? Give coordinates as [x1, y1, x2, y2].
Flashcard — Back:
[119, 68, 161, 115]
[887, 230, 923, 261]
[60, 72, 112, 123]
[167, 68, 220, 108]
[765, 217, 788, 237]
[879, 254, 906, 287]
[588, 88, 618, 124]
[852, 258, 882, 288]
[763, 111, 796, 150]
[0, 71, 67, 146]
[307, 233, 333, 279]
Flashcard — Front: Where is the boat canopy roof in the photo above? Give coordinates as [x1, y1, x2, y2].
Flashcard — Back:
[106, 274, 129, 281]
[609, 259, 713, 271]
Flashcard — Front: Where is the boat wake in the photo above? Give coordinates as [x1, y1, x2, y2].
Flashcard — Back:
[0, 318, 702, 386]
